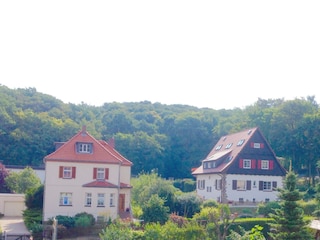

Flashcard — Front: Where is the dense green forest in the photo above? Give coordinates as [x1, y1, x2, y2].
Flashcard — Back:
[1, 84, 320, 180]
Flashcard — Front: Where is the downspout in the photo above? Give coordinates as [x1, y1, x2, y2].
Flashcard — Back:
[117, 161, 122, 217]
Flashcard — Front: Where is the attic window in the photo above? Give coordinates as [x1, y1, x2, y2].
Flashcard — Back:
[215, 145, 223, 150]
[237, 139, 245, 146]
[76, 142, 93, 153]
[225, 143, 233, 149]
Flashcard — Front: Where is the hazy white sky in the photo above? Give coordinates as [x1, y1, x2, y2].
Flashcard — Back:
[0, 1, 319, 110]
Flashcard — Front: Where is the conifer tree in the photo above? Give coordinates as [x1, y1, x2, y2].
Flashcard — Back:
[268, 170, 312, 240]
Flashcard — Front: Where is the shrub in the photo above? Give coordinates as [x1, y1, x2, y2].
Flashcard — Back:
[55, 215, 75, 229]
[256, 201, 280, 217]
[74, 212, 95, 226]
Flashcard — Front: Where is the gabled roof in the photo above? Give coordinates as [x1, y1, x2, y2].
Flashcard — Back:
[44, 126, 132, 166]
[192, 127, 285, 175]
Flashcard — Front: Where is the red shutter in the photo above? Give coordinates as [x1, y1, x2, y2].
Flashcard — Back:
[250, 142, 254, 148]
[252, 160, 256, 169]
[72, 167, 76, 178]
[59, 166, 63, 178]
[257, 160, 261, 169]
[93, 168, 97, 179]
[260, 143, 264, 148]
[239, 159, 243, 168]
[105, 168, 109, 180]
[269, 160, 274, 170]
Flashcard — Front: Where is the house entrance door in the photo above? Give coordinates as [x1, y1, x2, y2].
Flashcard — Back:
[119, 194, 125, 212]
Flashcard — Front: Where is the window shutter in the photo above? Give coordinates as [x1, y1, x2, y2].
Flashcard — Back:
[105, 168, 109, 180]
[239, 159, 243, 168]
[72, 167, 76, 178]
[260, 143, 264, 148]
[272, 181, 277, 190]
[232, 180, 237, 190]
[93, 168, 97, 179]
[59, 166, 63, 178]
[252, 160, 256, 169]
[215, 179, 218, 189]
[246, 181, 251, 190]
[269, 160, 274, 169]
[257, 160, 261, 169]
[259, 181, 263, 190]
[250, 142, 254, 148]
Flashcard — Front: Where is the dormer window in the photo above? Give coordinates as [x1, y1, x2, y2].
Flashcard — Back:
[77, 142, 93, 153]
[215, 145, 223, 150]
[225, 143, 233, 149]
[237, 139, 245, 146]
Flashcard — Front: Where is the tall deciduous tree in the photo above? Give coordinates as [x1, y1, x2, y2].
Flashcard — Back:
[269, 170, 312, 240]
[5, 167, 41, 193]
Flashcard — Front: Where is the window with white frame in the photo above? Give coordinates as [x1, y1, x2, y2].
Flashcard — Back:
[110, 193, 115, 207]
[60, 192, 72, 206]
[97, 168, 105, 180]
[97, 193, 105, 207]
[85, 193, 92, 207]
[263, 181, 272, 191]
[216, 179, 222, 190]
[63, 167, 72, 178]
[197, 180, 205, 190]
[207, 186, 212, 192]
[261, 160, 269, 169]
[243, 159, 251, 169]
[77, 143, 93, 153]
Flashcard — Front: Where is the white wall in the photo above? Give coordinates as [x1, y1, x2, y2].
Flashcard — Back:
[196, 174, 283, 203]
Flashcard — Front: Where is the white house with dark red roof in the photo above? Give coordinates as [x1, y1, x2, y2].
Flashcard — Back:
[192, 127, 287, 204]
[43, 126, 132, 221]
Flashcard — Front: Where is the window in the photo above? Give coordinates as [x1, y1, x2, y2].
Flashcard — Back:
[263, 181, 272, 191]
[93, 168, 109, 180]
[236, 180, 246, 190]
[97, 193, 105, 207]
[243, 159, 251, 169]
[110, 193, 115, 207]
[97, 168, 105, 180]
[232, 180, 251, 191]
[225, 143, 233, 149]
[251, 142, 264, 149]
[237, 139, 245, 146]
[60, 193, 72, 206]
[63, 167, 72, 178]
[207, 186, 212, 192]
[215, 145, 222, 150]
[259, 181, 277, 191]
[59, 166, 76, 179]
[85, 193, 92, 207]
[261, 160, 269, 169]
[77, 142, 93, 153]
[197, 180, 205, 190]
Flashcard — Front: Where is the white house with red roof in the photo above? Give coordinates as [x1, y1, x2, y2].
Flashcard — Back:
[192, 127, 287, 204]
[43, 126, 132, 221]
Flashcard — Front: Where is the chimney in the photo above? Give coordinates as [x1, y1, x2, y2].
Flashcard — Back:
[82, 125, 87, 133]
[107, 137, 115, 148]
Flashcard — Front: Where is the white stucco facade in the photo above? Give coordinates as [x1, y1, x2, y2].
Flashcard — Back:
[196, 173, 283, 203]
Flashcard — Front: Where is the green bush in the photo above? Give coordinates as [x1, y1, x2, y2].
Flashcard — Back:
[256, 201, 280, 217]
[299, 199, 317, 216]
[55, 215, 75, 228]
[23, 208, 43, 229]
[74, 212, 95, 226]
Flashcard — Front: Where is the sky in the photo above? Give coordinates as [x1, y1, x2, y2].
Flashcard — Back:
[0, 1, 319, 110]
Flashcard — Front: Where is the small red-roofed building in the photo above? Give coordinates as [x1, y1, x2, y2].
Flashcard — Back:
[43, 126, 132, 221]
[192, 127, 286, 204]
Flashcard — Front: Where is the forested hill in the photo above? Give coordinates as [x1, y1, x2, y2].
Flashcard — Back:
[0, 84, 319, 179]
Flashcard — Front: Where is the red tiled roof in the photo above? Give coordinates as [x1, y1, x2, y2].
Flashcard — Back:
[83, 180, 132, 188]
[44, 127, 133, 166]
[192, 127, 259, 175]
